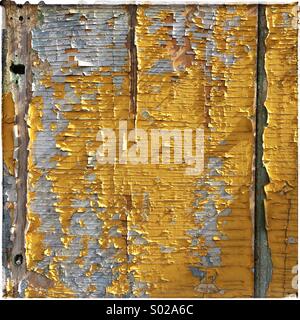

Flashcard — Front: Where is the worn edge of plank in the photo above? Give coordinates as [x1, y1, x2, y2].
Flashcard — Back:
[254, 4, 272, 298]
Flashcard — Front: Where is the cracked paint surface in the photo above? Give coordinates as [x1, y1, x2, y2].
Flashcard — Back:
[22, 4, 256, 298]
[1, 3, 297, 298]
[26, 5, 132, 298]
[264, 4, 298, 297]
[132, 5, 256, 297]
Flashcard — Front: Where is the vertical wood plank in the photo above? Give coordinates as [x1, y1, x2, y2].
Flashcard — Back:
[264, 4, 298, 297]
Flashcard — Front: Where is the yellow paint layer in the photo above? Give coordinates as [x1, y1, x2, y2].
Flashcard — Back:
[207, 6, 257, 298]
[25, 5, 258, 298]
[131, 5, 257, 297]
[2, 92, 15, 175]
[25, 6, 132, 297]
[265, 4, 298, 297]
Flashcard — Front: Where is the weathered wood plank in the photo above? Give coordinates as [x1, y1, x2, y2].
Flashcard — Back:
[2, 1, 38, 296]
[132, 5, 257, 298]
[1, 2, 298, 298]
[264, 4, 298, 298]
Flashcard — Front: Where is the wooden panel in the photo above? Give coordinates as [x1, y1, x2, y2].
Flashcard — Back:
[264, 4, 298, 297]
[1, 2, 298, 299]
[133, 5, 256, 298]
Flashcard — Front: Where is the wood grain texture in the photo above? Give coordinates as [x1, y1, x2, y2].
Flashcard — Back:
[1, 2, 297, 298]
[264, 4, 298, 298]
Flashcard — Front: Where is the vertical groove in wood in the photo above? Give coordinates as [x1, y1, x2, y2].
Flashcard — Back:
[254, 4, 272, 298]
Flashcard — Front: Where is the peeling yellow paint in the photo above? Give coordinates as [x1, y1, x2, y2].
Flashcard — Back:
[26, 213, 45, 270]
[2, 92, 15, 175]
[5, 277, 14, 297]
[25, 280, 75, 298]
[26, 94, 45, 273]
[6, 4, 294, 299]
[23, 4, 258, 298]
[265, 4, 298, 297]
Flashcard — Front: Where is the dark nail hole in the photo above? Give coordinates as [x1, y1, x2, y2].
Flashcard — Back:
[10, 62, 25, 75]
[19, 16, 24, 22]
[14, 254, 23, 266]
